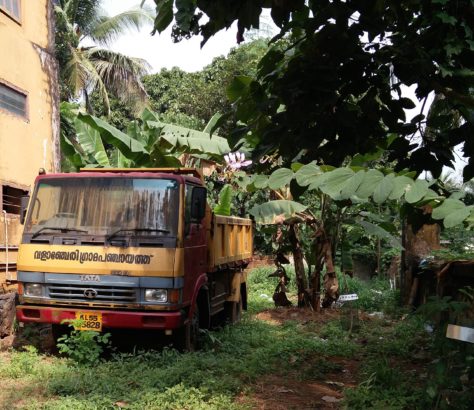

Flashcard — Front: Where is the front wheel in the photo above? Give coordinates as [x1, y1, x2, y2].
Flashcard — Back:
[175, 305, 199, 352]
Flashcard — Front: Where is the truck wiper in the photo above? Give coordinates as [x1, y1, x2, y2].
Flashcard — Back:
[31, 226, 88, 239]
[106, 228, 170, 242]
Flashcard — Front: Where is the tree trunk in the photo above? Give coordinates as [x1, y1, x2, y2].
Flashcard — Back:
[402, 206, 441, 305]
[288, 224, 308, 307]
[321, 239, 339, 308]
[310, 227, 338, 310]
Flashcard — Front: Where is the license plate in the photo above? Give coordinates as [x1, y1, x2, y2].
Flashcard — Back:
[75, 312, 102, 331]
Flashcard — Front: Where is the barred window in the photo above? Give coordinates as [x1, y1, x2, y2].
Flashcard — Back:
[0, 82, 27, 118]
[1, 185, 28, 215]
[0, 0, 21, 22]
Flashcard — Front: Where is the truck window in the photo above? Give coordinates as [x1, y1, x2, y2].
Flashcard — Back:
[24, 178, 180, 237]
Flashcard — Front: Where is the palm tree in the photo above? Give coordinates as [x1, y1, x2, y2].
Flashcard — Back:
[55, 0, 153, 115]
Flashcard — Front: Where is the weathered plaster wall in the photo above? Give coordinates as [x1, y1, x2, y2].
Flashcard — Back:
[0, 0, 59, 189]
[0, 0, 59, 272]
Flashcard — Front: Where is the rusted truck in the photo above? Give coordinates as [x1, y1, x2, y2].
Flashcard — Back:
[15, 168, 253, 350]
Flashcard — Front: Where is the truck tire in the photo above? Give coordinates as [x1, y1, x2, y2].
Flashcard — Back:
[176, 305, 200, 352]
[0, 292, 17, 338]
[51, 324, 71, 345]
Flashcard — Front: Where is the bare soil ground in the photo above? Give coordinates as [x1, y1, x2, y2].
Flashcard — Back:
[239, 308, 360, 409]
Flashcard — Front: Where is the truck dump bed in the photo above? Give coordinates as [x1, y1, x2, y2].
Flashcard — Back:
[207, 215, 253, 270]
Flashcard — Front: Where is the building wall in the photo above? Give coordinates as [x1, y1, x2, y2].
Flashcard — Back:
[0, 0, 59, 187]
[0, 0, 59, 283]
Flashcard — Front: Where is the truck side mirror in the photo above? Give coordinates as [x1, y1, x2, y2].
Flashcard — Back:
[191, 187, 207, 221]
[20, 195, 30, 225]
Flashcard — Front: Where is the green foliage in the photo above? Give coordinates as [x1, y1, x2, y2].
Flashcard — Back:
[338, 274, 400, 314]
[213, 184, 233, 216]
[55, 0, 152, 113]
[344, 358, 430, 409]
[60, 106, 231, 170]
[150, 0, 474, 180]
[56, 319, 112, 366]
[3, 268, 471, 409]
[142, 40, 269, 138]
[0, 345, 39, 379]
[249, 200, 307, 225]
[415, 292, 474, 409]
[246, 164, 473, 229]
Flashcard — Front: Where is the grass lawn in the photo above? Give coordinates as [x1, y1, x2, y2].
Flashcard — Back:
[0, 267, 472, 409]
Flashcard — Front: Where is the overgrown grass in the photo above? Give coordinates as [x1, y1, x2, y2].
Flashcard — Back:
[0, 267, 458, 409]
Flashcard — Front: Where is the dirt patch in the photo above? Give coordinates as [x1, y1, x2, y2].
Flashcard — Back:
[237, 356, 360, 410]
[255, 307, 341, 325]
[243, 309, 362, 409]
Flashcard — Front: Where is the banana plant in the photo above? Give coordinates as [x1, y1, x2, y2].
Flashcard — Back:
[60, 103, 231, 170]
[237, 162, 473, 309]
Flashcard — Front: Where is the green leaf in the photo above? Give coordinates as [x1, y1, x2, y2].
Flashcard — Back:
[436, 12, 457, 25]
[389, 176, 413, 200]
[75, 119, 111, 167]
[405, 179, 429, 203]
[153, 0, 173, 33]
[294, 162, 321, 186]
[227, 76, 253, 102]
[359, 220, 402, 250]
[249, 200, 307, 225]
[147, 121, 231, 156]
[373, 174, 395, 204]
[320, 168, 355, 199]
[308, 174, 329, 191]
[340, 170, 365, 199]
[355, 169, 384, 198]
[291, 162, 304, 172]
[268, 168, 294, 190]
[443, 207, 471, 228]
[432, 198, 466, 220]
[203, 112, 223, 135]
[78, 113, 148, 161]
[214, 185, 233, 216]
[253, 174, 269, 189]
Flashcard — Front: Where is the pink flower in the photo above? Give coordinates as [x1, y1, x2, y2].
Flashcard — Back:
[224, 151, 252, 170]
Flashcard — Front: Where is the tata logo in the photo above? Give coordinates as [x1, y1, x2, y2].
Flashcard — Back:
[83, 289, 98, 299]
[80, 275, 100, 282]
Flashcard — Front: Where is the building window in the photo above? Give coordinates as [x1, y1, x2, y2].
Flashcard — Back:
[1, 185, 28, 215]
[0, 82, 27, 119]
[0, 0, 21, 22]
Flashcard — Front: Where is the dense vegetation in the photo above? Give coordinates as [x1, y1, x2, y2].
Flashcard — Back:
[2, 267, 472, 409]
[151, 0, 474, 180]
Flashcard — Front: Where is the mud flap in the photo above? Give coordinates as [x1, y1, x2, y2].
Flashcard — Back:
[0, 292, 17, 338]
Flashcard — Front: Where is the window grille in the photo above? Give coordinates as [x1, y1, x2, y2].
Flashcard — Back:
[0, 82, 27, 118]
[0, 0, 21, 22]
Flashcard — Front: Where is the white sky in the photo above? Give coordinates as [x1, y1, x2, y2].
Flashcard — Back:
[101, 0, 239, 73]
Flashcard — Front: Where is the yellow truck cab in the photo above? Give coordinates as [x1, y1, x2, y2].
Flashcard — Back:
[16, 168, 252, 350]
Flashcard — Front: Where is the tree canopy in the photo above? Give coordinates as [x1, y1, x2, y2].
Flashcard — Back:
[56, 0, 153, 114]
[150, 0, 474, 180]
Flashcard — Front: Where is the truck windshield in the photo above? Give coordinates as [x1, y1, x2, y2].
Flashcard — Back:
[24, 178, 180, 238]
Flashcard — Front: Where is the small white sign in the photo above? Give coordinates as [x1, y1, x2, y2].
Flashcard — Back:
[446, 324, 474, 343]
[338, 293, 359, 302]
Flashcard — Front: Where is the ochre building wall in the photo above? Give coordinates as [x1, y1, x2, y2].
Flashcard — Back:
[0, 0, 59, 284]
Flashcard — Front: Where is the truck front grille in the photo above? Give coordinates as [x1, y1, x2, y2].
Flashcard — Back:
[48, 284, 137, 303]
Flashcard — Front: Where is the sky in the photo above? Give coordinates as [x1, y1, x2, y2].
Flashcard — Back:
[101, 0, 240, 73]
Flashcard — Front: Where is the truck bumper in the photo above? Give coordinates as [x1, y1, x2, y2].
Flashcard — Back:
[16, 305, 184, 330]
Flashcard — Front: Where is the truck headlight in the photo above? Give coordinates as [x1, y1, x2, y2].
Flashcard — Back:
[24, 283, 43, 297]
[145, 289, 167, 303]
